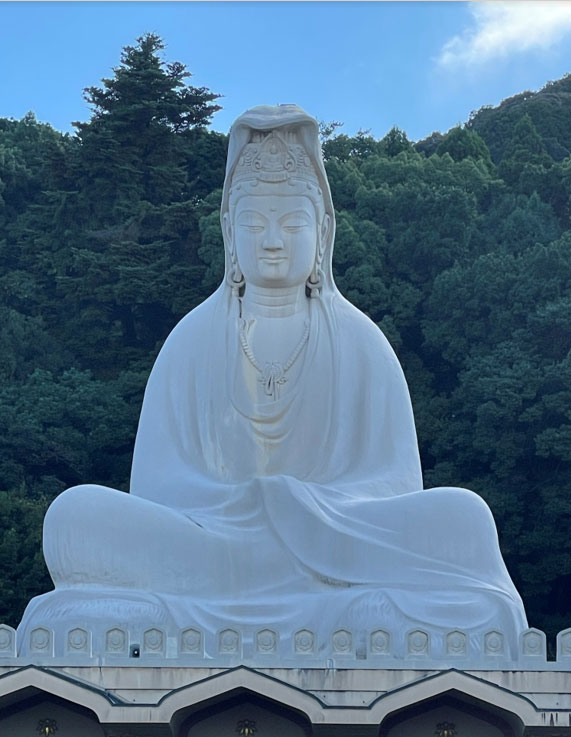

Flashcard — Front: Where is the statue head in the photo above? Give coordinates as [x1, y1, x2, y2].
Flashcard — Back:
[221, 105, 336, 298]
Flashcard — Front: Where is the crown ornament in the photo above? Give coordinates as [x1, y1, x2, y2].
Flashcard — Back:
[232, 130, 319, 186]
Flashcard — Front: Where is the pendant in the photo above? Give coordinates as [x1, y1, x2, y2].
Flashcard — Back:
[259, 362, 287, 400]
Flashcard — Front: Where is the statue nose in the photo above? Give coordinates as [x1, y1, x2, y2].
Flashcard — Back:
[263, 224, 284, 250]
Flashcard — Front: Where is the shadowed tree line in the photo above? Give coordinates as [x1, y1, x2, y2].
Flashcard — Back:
[0, 34, 569, 641]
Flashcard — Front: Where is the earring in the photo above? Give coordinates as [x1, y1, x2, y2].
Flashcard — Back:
[229, 267, 245, 297]
[306, 267, 323, 299]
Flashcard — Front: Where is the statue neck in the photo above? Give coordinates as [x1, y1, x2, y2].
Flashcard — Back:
[240, 284, 308, 318]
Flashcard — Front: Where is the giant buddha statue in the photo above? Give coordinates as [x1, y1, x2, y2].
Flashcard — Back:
[18, 105, 527, 657]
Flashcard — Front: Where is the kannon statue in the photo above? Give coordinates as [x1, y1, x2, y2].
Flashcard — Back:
[18, 105, 527, 657]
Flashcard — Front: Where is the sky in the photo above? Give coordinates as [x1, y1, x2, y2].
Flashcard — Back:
[2, 1, 571, 142]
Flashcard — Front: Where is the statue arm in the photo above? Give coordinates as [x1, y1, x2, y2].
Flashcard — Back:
[331, 302, 423, 496]
[129, 311, 211, 506]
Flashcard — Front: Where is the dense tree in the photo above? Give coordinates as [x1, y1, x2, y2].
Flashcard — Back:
[0, 487, 51, 623]
[0, 35, 226, 625]
[0, 43, 570, 640]
[435, 125, 493, 170]
[382, 126, 414, 157]
[50, 33, 225, 374]
[468, 74, 571, 163]
[323, 120, 571, 637]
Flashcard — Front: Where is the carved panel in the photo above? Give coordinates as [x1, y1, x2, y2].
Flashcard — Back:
[256, 628, 277, 653]
[218, 628, 240, 654]
[332, 628, 352, 653]
[294, 628, 315, 654]
[521, 628, 546, 657]
[66, 627, 90, 655]
[143, 627, 165, 655]
[30, 626, 52, 655]
[484, 630, 504, 656]
[180, 627, 202, 654]
[105, 627, 128, 655]
[407, 629, 429, 655]
[446, 630, 467, 656]
[0, 624, 16, 656]
[370, 629, 391, 654]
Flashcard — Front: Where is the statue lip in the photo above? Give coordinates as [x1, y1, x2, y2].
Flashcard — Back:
[260, 256, 287, 262]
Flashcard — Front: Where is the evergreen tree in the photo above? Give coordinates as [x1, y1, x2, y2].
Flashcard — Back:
[498, 114, 552, 189]
[54, 34, 225, 373]
[75, 33, 221, 217]
[435, 125, 493, 170]
[382, 126, 414, 157]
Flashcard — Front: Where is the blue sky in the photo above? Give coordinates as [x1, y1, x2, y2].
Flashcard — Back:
[3, 1, 571, 142]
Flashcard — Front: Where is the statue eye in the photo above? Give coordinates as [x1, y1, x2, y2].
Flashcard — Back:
[240, 223, 265, 232]
[283, 223, 307, 232]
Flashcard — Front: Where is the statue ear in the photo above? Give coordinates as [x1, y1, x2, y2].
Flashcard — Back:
[317, 213, 331, 266]
[306, 212, 330, 299]
[320, 213, 331, 248]
[222, 212, 233, 252]
[223, 212, 244, 295]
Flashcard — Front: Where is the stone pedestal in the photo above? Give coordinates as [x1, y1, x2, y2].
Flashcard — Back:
[1, 652, 571, 736]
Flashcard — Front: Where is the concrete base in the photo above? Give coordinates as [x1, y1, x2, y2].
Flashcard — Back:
[1, 664, 571, 736]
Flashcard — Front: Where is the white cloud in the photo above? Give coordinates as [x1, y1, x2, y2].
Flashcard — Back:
[438, 1, 571, 68]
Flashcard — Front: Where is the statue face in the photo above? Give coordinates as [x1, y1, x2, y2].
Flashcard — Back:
[233, 191, 317, 289]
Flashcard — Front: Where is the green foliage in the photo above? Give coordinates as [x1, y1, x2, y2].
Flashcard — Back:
[0, 37, 570, 640]
[468, 76, 571, 163]
[0, 34, 225, 626]
[323, 114, 571, 636]
[435, 125, 493, 171]
[0, 486, 51, 624]
[0, 368, 137, 493]
[382, 126, 414, 157]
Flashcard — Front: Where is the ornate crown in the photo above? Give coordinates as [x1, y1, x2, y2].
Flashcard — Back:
[232, 130, 319, 185]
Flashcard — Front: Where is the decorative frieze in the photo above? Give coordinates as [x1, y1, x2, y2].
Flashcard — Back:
[30, 627, 53, 657]
[2, 623, 571, 667]
[66, 627, 91, 656]
[406, 629, 430, 657]
[332, 628, 353, 655]
[521, 628, 546, 658]
[294, 629, 315, 654]
[446, 630, 467, 656]
[218, 628, 240, 655]
[143, 627, 165, 656]
[370, 629, 391, 656]
[105, 627, 128, 656]
[180, 627, 202, 655]
[484, 630, 505, 657]
[0, 625, 16, 657]
[256, 629, 277, 654]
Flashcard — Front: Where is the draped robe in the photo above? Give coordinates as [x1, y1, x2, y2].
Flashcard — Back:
[17, 282, 528, 656]
[18, 103, 528, 657]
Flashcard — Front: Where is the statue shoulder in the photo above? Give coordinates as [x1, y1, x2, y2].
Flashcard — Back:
[148, 291, 223, 379]
[332, 296, 401, 368]
[159, 291, 222, 353]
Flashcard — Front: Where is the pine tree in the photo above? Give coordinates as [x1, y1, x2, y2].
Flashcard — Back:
[73, 33, 221, 219]
[55, 34, 225, 372]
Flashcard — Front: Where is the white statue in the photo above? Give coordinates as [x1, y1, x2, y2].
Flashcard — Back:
[18, 105, 527, 656]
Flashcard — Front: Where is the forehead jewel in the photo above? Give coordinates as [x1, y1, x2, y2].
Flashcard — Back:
[232, 129, 319, 186]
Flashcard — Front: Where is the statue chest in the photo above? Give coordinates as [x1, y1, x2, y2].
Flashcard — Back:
[237, 315, 310, 402]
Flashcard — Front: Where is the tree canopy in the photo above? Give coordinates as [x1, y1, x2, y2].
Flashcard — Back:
[0, 36, 569, 643]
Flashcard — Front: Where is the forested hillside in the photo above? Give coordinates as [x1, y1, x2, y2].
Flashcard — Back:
[0, 34, 569, 643]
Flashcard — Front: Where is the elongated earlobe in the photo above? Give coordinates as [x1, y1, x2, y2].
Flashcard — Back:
[306, 213, 330, 299]
[223, 212, 245, 295]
